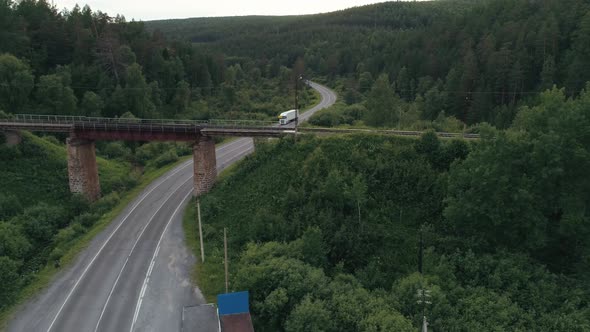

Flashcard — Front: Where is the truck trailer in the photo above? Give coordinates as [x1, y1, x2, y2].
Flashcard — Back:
[278, 109, 298, 125]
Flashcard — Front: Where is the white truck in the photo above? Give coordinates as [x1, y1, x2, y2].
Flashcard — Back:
[278, 109, 298, 125]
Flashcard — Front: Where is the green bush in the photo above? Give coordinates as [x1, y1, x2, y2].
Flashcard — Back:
[93, 192, 121, 214]
[53, 227, 76, 245]
[153, 149, 179, 168]
[309, 104, 363, 127]
[0, 142, 22, 160]
[0, 256, 21, 310]
[75, 212, 100, 228]
[48, 247, 64, 263]
[309, 109, 344, 127]
[107, 172, 139, 192]
[134, 142, 174, 166]
[42, 135, 61, 146]
[0, 193, 22, 220]
[174, 143, 192, 156]
[0, 110, 11, 119]
[102, 141, 132, 160]
[16, 203, 68, 245]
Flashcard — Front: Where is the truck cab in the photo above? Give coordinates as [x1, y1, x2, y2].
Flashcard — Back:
[278, 109, 298, 125]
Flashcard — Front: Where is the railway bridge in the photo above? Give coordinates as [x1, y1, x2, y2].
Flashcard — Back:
[0, 114, 479, 202]
[0, 114, 296, 201]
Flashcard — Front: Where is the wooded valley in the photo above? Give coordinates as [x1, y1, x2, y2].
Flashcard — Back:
[1, 0, 590, 330]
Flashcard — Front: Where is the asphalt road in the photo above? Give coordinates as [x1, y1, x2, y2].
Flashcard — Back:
[7, 81, 336, 332]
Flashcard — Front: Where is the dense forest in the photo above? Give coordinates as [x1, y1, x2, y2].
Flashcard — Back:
[190, 85, 590, 331]
[150, 0, 590, 129]
[0, 0, 315, 121]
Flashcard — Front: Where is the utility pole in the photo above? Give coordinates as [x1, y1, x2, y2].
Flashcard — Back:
[416, 287, 431, 332]
[294, 75, 299, 111]
[224, 227, 229, 293]
[294, 75, 302, 131]
[197, 198, 205, 262]
[418, 227, 423, 274]
[422, 315, 429, 332]
[416, 225, 430, 332]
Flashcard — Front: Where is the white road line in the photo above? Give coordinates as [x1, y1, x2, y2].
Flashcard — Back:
[216, 139, 252, 160]
[216, 138, 248, 153]
[93, 176, 193, 332]
[217, 141, 252, 160]
[129, 188, 194, 332]
[46, 161, 193, 332]
[218, 144, 255, 171]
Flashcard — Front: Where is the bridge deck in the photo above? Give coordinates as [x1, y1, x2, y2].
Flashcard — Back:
[0, 115, 291, 140]
[0, 115, 480, 140]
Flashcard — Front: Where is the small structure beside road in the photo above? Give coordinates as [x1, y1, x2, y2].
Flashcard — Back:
[218, 291, 254, 332]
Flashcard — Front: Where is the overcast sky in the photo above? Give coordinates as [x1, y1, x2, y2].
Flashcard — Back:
[52, 0, 397, 21]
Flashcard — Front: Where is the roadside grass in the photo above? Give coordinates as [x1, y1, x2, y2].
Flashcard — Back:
[301, 86, 321, 113]
[215, 159, 241, 182]
[182, 151, 247, 304]
[182, 198, 225, 304]
[0, 155, 191, 330]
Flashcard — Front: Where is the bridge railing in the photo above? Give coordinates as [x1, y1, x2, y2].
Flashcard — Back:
[297, 127, 480, 139]
[11, 114, 278, 130]
[6, 114, 479, 138]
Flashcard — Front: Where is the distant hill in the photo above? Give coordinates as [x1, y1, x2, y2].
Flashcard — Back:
[147, 0, 590, 126]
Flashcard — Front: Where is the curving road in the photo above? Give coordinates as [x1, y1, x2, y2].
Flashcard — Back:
[300, 81, 337, 122]
[8, 81, 336, 332]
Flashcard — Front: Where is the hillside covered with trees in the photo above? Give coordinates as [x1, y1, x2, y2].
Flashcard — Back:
[189, 85, 590, 331]
[149, 0, 590, 129]
[0, 0, 315, 122]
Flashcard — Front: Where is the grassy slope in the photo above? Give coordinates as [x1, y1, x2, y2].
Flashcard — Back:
[301, 86, 321, 113]
[0, 132, 127, 208]
[182, 152, 246, 303]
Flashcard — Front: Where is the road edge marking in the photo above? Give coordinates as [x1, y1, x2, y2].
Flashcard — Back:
[46, 161, 192, 332]
[93, 176, 193, 332]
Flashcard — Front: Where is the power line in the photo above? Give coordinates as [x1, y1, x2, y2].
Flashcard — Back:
[0, 82, 310, 93]
[356, 85, 588, 95]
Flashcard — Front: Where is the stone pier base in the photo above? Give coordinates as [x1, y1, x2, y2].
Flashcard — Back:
[4, 131, 22, 146]
[67, 138, 101, 202]
[193, 136, 217, 196]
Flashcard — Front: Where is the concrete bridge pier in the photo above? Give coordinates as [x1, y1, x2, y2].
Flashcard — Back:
[193, 136, 217, 196]
[67, 137, 101, 202]
[4, 130, 22, 146]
